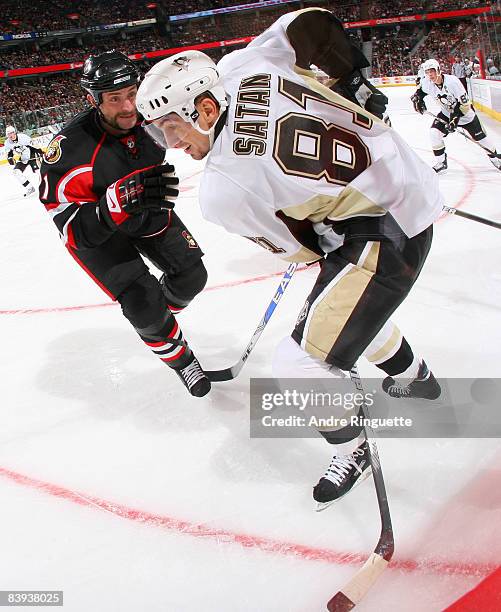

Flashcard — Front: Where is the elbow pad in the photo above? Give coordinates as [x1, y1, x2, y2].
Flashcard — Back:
[287, 10, 358, 79]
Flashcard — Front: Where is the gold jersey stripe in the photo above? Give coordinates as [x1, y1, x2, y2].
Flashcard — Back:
[282, 246, 323, 263]
[280, 189, 385, 225]
[304, 242, 380, 359]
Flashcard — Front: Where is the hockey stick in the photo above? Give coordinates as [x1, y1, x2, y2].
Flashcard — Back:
[327, 365, 394, 611]
[442, 205, 501, 230]
[424, 111, 493, 154]
[205, 262, 299, 382]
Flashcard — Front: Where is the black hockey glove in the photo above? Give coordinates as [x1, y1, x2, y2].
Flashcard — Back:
[332, 69, 388, 119]
[444, 105, 462, 134]
[411, 91, 426, 115]
[99, 163, 179, 229]
[365, 91, 389, 119]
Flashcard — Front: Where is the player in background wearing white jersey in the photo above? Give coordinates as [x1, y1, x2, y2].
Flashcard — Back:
[4, 125, 43, 197]
[137, 8, 443, 508]
[411, 58, 501, 173]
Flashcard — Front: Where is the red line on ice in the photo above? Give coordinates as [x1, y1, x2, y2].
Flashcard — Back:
[0, 154, 480, 317]
[0, 466, 495, 578]
[0, 267, 311, 316]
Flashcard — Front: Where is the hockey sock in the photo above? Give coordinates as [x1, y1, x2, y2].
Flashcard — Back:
[376, 336, 417, 377]
[142, 318, 191, 368]
[432, 147, 446, 164]
[319, 431, 365, 453]
[392, 355, 422, 380]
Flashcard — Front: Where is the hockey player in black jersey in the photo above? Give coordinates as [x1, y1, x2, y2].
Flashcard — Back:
[39, 51, 210, 397]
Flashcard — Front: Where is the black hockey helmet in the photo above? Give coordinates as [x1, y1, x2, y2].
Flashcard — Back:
[81, 50, 140, 104]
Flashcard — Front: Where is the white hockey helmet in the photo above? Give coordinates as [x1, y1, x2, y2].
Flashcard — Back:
[422, 59, 441, 73]
[5, 125, 16, 136]
[136, 50, 227, 124]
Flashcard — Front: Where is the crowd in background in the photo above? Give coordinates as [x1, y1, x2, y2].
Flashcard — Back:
[427, 0, 491, 11]
[367, 0, 421, 18]
[0, 0, 499, 131]
[1, 0, 492, 35]
[370, 19, 481, 77]
[0, 75, 84, 115]
[2, 0, 152, 34]
[0, 31, 167, 70]
[370, 25, 424, 77]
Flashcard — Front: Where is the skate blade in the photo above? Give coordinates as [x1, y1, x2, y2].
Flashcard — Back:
[314, 467, 373, 512]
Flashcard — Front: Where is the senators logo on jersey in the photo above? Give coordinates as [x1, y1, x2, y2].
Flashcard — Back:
[44, 135, 66, 165]
[182, 230, 198, 248]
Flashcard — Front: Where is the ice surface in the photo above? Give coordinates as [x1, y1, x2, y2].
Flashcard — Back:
[0, 87, 500, 611]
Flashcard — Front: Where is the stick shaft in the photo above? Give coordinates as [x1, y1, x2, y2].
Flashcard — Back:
[326, 366, 394, 611]
[424, 111, 492, 153]
[443, 206, 501, 229]
[206, 262, 299, 382]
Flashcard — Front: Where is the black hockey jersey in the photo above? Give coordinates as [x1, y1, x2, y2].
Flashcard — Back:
[39, 108, 167, 249]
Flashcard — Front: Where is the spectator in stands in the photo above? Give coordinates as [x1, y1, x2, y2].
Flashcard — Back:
[486, 58, 500, 79]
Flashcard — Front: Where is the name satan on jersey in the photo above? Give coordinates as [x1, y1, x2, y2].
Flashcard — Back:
[232, 74, 271, 156]
[199, 10, 444, 263]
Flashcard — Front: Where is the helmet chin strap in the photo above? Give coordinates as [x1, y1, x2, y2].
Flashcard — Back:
[193, 103, 228, 150]
[194, 123, 216, 149]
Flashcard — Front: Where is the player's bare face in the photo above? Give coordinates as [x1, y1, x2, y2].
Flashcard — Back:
[154, 113, 211, 160]
[100, 86, 139, 132]
[7, 132, 16, 141]
[425, 69, 442, 85]
[175, 124, 210, 160]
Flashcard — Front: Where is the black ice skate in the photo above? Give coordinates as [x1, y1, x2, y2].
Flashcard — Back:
[382, 360, 441, 400]
[172, 353, 211, 397]
[433, 154, 448, 174]
[488, 152, 501, 171]
[313, 441, 372, 512]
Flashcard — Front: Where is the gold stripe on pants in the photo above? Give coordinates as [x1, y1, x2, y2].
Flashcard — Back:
[302, 241, 380, 360]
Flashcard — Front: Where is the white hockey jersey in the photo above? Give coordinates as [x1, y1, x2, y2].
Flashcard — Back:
[4, 132, 32, 164]
[420, 73, 474, 121]
[200, 9, 444, 262]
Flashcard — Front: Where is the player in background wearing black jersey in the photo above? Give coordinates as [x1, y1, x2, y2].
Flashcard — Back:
[39, 51, 210, 397]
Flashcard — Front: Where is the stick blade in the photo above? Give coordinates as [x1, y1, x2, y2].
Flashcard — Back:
[205, 368, 235, 382]
[327, 552, 389, 611]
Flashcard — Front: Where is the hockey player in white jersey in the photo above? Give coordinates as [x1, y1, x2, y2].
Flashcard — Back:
[411, 58, 501, 173]
[4, 125, 43, 196]
[137, 8, 443, 508]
